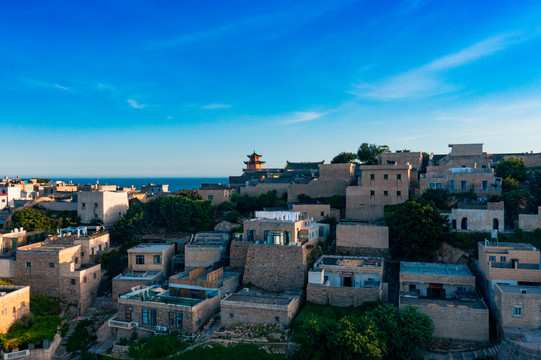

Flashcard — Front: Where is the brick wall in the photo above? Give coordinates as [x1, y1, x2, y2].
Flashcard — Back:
[336, 246, 390, 257]
[185, 245, 224, 268]
[307, 285, 381, 307]
[399, 302, 489, 342]
[400, 272, 476, 287]
[519, 207, 541, 231]
[336, 223, 389, 249]
[495, 287, 541, 328]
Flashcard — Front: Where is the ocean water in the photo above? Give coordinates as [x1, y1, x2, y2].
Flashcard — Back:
[56, 178, 229, 192]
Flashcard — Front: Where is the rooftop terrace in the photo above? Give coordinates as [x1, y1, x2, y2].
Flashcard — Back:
[128, 244, 174, 252]
[119, 285, 208, 307]
[400, 262, 472, 277]
[315, 255, 383, 269]
[496, 283, 541, 295]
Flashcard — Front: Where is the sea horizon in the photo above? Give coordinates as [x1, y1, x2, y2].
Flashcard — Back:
[54, 177, 230, 192]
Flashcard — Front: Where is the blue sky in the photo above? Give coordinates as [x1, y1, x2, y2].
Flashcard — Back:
[2, 0, 541, 177]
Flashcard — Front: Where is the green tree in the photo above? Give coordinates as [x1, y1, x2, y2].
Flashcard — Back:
[11, 208, 56, 232]
[384, 200, 450, 261]
[495, 157, 527, 182]
[368, 305, 434, 360]
[420, 188, 451, 210]
[331, 152, 358, 164]
[357, 143, 390, 165]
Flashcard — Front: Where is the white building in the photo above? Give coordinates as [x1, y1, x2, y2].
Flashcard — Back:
[77, 191, 129, 226]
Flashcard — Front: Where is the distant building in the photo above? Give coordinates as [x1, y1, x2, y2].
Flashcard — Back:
[141, 183, 169, 195]
[399, 262, 489, 342]
[197, 184, 235, 205]
[184, 232, 229, 269]
[291, 203, 332, 222]
[494, 283, 541, 329]
[519, 206, 541, 231]
[447, 202, 504, 232]
[307, 255, 384, 307]
[127, 243, 176, 277]
[77, 190, 129, 226]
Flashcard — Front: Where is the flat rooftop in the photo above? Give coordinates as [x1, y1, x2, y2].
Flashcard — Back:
[316, 255, 383, 268]
[483, 242, 538, 252]
[128, 244, 174, 252]
[169, 271, 239, 286]
[400, 262, 472, 277]
[223, 292, 296, 306]
[496, 283, 541, 295]
[18, 242, 77, 252]
[114, 271, 163, 281]
[120, 287, 205, 307]
[400, 296, 487, 310]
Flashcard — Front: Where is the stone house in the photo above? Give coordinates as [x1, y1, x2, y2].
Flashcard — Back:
[13, 242, 102, 314]
[399, 262, 489, 342]
[49, 226, 110, 264]
[335, 221, 389, 257]
[291, 203, 332, 222]
[197, 184, 235, 205]
[420, 167, 501, 197]
[287, 163, 355, 202]
[345, 164, 412, 220]
[447, 202, 504, 232]
[307, 255, 384, 307]
[110, 267, 240, 336]
[184, 231, 229, 268]
[0, 285, 30, 333]
[127, 243, 175, 277]
[77, 190, 129, 226]
[221, 290, 302, 328]
[494, 283, 541, 329]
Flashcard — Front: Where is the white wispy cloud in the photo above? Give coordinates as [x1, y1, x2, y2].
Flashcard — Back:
[127, 99, 145, 109]
[20, 78, 71, 92]
[354, 33, 531, 100]
[201, 104, 231, 110]
[53, 84, 69, 91]
[282, 111, 327, 124]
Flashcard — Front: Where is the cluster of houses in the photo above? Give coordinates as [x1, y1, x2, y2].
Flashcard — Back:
[0, 143, 540, 358]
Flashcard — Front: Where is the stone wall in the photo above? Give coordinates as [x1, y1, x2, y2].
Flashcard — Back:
[0, 258, 14, 278]
[0, 286, 30, 333]
[318, 163, 355, 181]
[519, 207, 541, 231]
[185, 245, 224, 268]
[400, 272, 476, 287]
[240, 183, 289, 199]
[291, 203, 331, 221]
[221, 295, 301, 327]
[336, 223, 389, 250]
[498, 339, 541, 360]
[336, 246, 390, 257]
[288, 180, 349, 203]
[495, 286, 541, 328]
[230, 242, 249, 270]
[112, 275, 162, 302]
[450, 207, 504, 232]
[399, 302, 489, 342]
[307, 285, 381, 307]
[243, 242, 312, 292]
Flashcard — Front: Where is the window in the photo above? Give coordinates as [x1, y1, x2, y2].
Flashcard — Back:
[93, 273, 97, 279]
[489, 256, 496, 262]
[75, 257, 79, 264]
[70, 279, 76, 285]
[94, 203, 98, 208]
[94, 214, 99, 219]
[49, 262, 54, 268]
[513, 306, 522, 317]
[154, 255, 162, 264]
[384, 191, 388, 196]
[91, 248, 95, 255]
[370, 190, 375, 196]
[99, 245, 102, 252]
[25, 262, 31, 269]
[436, 183, 442, 189]
[321, 211, 325, 216]
[83, 277, 87, 283]
[397, 191, 402, 196]
[429, 183, 435, 189]
[125, 307, 132, 320]
[142, 308, 149, 324]
[135, 255, 145, 265]
[482, 180, 488, 190]
[383, 174, 388, 180]
[229, 313, 234, 318]
[500, 256, 507, 262]
[520, 289, 527, 294]
[176, 313, 183, 328]
[397, 174, 402, 180]
[82, 202, 86, 208]
[370, 174, 375, 180]
[275, 316, 280, 323]
[150, 309, 157, 325]
[461, 181, 467, 190]
[208, 195, 214, 200]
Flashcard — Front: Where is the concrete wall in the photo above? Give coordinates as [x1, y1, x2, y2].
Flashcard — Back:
[307, 285, 381, 307]
[38, 200, 78, 212]
[244, 218, 306, 244]
[399, 301, 489, 342]
[519, 207, 541, 231]
[495, 287, 541, 328]
[198, 188, 234, 205]
[400, 272, 476, 288]
[0, 259, 14, 278]
[0, 286, 30, 333]
[112, 275, 163, 302]
[185, 245, 225, 268]
[128, 245, 175, 276]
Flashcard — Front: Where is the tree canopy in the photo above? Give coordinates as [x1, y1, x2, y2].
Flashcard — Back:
[384, 200, 450, 261]
[357, 143, 390, 165]
[495, 157, 527, 183]
[331, 152, 358, 164]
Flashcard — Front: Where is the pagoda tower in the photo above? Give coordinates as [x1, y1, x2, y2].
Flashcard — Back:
[244, 151, 265, 171]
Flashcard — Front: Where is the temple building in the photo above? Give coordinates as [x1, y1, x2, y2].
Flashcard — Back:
[244, 151, 265, 171]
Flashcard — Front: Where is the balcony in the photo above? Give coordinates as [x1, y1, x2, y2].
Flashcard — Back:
[108, 317, 135, 329]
